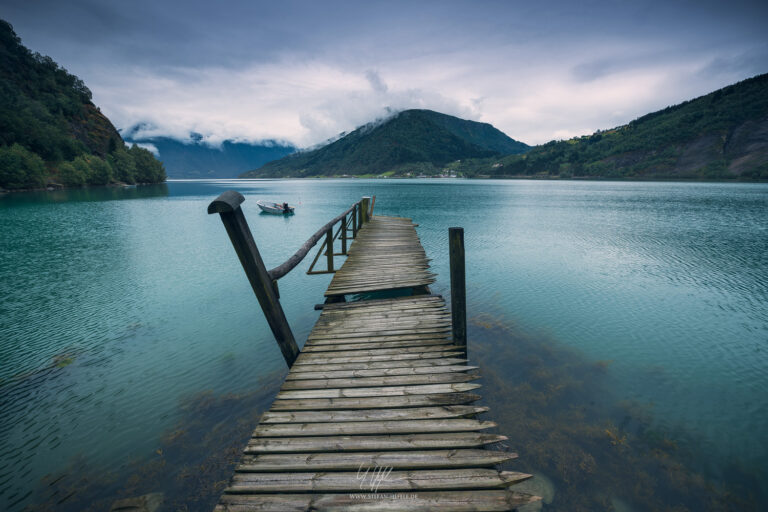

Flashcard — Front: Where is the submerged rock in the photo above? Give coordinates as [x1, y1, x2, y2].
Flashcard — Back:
[514, 472, 556, 511]
[109, 492, 163, 512]
[610, 496, 637, 512]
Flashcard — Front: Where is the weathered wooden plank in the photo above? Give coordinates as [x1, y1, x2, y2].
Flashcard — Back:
[281, 373, 478, 390]
[331, 270, 434, 280]
[316, 311, 450, 321]
[276, 383, 481, 400]
[303, 339, 453, 352]
[313, 315, 449, 325]
[318, 299, 442, 309]
[245, 432, 508, 453]
[284, 365, 477, 380]
[216, 490, 540, 512]
[311, 319, 452, 331]
[226, 469, 531, 493]
[290, 357, 468, 372]
[321, 302, 443, 313]
[321, 295, 442, 307]
[289, 358, 469, 372]
[307, 333, 453, 345]
[301, 339, 454, 353]
[259, 405, 488, 423]
[293, 350, 463, 365]
[268, 392, 482, 411]
[314, 317, 450, 328]
[319, 308, 448, 319]
[237, 449, 517, 472]
[296, 345, 461, 360]
[321, 300, 444, 313]
[326, 281, 436, 296]
[309, 327, 452, 338]
[252, 419, 496, 437]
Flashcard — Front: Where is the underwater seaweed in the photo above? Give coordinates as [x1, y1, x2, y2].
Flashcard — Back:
[25, 371, 284, 512]
[469, 313, 762, 511]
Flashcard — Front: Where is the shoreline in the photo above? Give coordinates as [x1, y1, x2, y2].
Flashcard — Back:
[0, 181, 165, 195]
[4, 175, 767, 195]
[237, 175, 768, 183]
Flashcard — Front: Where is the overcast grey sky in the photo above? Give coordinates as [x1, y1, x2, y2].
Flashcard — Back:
[3, 0, 767, 147]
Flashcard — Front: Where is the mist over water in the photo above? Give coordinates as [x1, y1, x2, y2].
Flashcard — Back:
[1, 179, 766, 510]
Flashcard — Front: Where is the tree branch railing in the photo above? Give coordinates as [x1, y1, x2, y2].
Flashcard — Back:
[207, 191, 371, 367]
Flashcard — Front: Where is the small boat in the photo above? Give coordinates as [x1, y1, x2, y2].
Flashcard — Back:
[257, 200, 295, 215]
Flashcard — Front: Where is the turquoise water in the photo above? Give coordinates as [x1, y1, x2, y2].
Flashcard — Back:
[1, 179, 767, 510]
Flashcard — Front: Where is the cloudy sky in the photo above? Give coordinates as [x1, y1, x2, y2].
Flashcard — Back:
[3, 0, 767, 147]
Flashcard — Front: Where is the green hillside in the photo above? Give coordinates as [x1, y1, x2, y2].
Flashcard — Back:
[241, 109, 529, 178]
[458, 73, 768, 180]
[0, 20, 165, 190]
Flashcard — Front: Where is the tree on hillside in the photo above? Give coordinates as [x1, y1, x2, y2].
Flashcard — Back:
[130, 145, 166, 183]
[0, 143, 46, 189]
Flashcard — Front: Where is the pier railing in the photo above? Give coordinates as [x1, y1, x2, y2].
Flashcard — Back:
[207, 192, 372, 366]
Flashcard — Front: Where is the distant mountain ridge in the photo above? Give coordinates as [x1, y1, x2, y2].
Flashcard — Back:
[241, 109, 530, 178]
[455, 73, 768, 180]
[123, 131, 295, 178]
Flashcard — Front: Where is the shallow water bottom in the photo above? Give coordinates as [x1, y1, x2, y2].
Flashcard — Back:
[470, 313, 765, 511]
[24, 372, 284, 512]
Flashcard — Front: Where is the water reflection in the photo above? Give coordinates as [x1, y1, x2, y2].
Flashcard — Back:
[0, 184, 169, 206]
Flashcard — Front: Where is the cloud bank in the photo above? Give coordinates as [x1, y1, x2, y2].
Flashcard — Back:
[3, 0, 767, 147]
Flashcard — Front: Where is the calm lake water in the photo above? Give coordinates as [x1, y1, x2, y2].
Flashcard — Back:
[1, 179, 766, 510]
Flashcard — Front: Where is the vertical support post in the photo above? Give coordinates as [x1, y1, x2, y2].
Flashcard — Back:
[352, 203, 358, 237]
[341, 214, 347, 254]
[207, 190, 299, 367]
[449, 227, 466, 354]
[361, 196, 371, 224]
[325, 227, 334, 272]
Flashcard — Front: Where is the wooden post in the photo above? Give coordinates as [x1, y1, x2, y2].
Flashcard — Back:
[449, 227, 466, 354]
[361, 196, 371, 224]
[369, 195, 376, 219]
[341, 214, 347, 254]
[357, 200, 363, 227]
[325, 227, 334, 272]
[352, 203, 358, 237]
[207, 190, 299, 367]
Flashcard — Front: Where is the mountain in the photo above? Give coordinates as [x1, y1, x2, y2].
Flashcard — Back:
[457, 73, 768, 180]
[123, 131, 295, 178]
[0, 19, 164, 190]
[241, 109, 530, 178]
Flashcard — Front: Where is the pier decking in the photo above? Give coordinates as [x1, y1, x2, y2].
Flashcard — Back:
[209, 196, 538, 511]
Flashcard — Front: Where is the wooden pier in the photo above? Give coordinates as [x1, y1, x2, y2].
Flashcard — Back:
[208, 193, 539, 511]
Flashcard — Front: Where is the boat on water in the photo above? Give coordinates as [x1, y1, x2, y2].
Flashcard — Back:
[256, 200, 295, 214]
